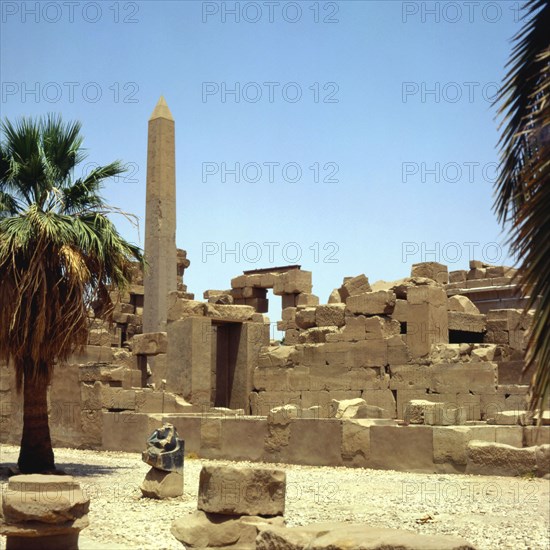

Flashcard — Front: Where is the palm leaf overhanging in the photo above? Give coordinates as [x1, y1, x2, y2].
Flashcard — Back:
[0, 114, 143, 472]
[494, 0, 550, 418]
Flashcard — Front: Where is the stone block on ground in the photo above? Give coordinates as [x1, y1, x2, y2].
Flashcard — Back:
[465, 441, 544, 477]
[171, 510, 284, 549]
[140, 467, 183, 499]
[256, 523, 476, 550]
[198, 466, 286, 516]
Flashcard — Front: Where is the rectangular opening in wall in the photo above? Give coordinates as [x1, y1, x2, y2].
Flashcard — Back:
[214, 322, 241, 408]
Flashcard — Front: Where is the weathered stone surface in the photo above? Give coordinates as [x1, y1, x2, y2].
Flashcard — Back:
[315, 304, 346, 327]
[298, 327, 339, 344]
[328, 289, 342, 303]
[449, 269, 467, 283]
[364, 316, 400, 339]
[295, 293, 319, 307]
[465, 441, 542, 477]
[256, 523, 476, 550]
[295, 308, 317, 330]
[142, 423, 184, 474]
[198, 466, 286, 516]
[346, 291, 396, 316]
[448, 311, 486, 333]
[411, 261, 449, 284]
[339, 274, 371, 302]
[132, 332, 168, 355]
[332, 398, 368, 419]
[2, 475, 89, 525]
[273, 270, 312, 295]
[447, 295, 480, 314]
[390, 277, 441, 299]
[140, 467, 183, 498]
[171, 510, 284, 549]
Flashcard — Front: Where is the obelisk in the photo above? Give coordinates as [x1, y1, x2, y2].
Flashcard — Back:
[143, 96, 177, 333]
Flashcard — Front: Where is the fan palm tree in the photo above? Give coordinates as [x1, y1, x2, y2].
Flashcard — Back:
[0, 114, 143, 473]
[494, 0, 550, 418]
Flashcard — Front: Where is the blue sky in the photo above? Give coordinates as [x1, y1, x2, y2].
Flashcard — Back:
[1, 0, 521, 305]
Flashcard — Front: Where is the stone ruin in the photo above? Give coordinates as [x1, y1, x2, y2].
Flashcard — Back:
[0, 98, 548, 481]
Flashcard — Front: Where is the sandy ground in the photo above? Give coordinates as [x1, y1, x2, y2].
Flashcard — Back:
[0, 444, 549, 550]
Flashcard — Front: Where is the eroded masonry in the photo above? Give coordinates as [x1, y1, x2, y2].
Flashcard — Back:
[1, 98, 548, 477]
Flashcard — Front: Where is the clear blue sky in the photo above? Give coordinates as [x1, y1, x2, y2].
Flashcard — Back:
[1, 1, 521, 305]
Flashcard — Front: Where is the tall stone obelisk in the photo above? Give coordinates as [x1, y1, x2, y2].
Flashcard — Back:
[143, 96, 177, 333]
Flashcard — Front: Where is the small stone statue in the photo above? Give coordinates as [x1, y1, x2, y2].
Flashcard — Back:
[140, 423, 185, 499]
[142, 422, 184, 474]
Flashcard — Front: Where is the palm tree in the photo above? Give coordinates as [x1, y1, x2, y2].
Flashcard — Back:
[0, 114, 143, 473]
[494, 0, 550, 418]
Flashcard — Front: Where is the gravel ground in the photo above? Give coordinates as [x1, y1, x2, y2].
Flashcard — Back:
[0, 444, 549, 550]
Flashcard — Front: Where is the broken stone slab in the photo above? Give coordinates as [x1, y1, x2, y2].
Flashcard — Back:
[465, 441, 550, 477]
[131, 332, 168, 355]
[346, 290, 396, 316]
[198, 466, 286, 517]
[142, 423, 184, 474]
[448, 311, 487, 333]
[171, 509, 284, 549]
[140, 467, 183, 499]
[256, 522, 477, 550]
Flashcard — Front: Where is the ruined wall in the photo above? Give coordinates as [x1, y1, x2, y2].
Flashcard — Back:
[250, 262, 533, 422]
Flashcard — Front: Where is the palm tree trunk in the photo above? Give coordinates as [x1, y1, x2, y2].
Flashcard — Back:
[18, 361, 55, 473]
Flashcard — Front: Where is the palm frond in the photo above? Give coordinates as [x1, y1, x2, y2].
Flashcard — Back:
[494, 0, 550, 417]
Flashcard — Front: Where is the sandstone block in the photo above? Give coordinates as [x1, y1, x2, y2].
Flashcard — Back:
[256, 523, 476, 550]
[466, 441, 539, 476]
[449, 270, 467, 283]
[328, 289, 342, 303]
[132, 332, 168, 355]
[198, 466, 285, 516]
[447, 295, 480, 314]
[273, 270, 312, 295]
[411, 262, 449, 284]
[171, 509, 283, 549]
[346, 290, 396, 316]
[315, 304, 345, 327]
[295, 307, 316, 329]
[298, 327, 339, 344]
[339, 274, 371, 301]
[295, 293, 319, 307]
[140, 467, 183, 498]
[448, 311, 486, 333]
